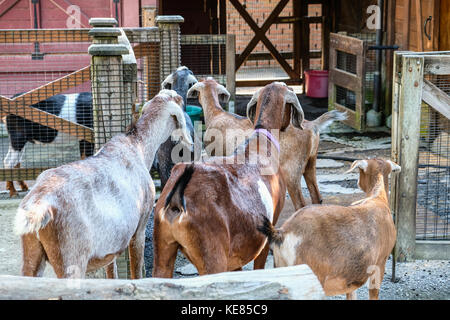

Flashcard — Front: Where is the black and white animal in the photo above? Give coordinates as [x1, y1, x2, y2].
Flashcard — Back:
[3, 92, 93, 197]
[154, 66, 200, 188]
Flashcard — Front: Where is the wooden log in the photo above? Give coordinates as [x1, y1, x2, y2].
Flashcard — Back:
[0, 265, 325, 300]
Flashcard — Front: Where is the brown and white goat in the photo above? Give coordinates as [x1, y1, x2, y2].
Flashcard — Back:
[187, 77, 253, 157]
[152, 82, 306, 277]
[14, 90, 193, 279]
[248, 88, 347, 209]
[258, 158, 400, 300]
[188, 78, 346, 210]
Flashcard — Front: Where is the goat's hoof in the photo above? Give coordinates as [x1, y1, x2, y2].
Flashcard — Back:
[8, 190, 18, 198]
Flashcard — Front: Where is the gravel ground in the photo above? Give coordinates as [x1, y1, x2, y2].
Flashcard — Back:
[1, 132, 448, 300]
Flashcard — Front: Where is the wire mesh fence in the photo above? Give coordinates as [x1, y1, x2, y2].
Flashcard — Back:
[417, 75, 450, 240]
[181, 35, 226, 86]
[0, 29, 93, 199]
[227, 1, 323, 84]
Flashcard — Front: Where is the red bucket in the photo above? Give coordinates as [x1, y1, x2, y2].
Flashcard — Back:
[304, 70, 329, 98]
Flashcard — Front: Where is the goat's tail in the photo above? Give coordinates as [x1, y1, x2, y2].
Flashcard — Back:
[164, 164, 195, 220]
[312, 110, 348, 133]
[14, 202, 56, 236]
[257, 216, 283, 246]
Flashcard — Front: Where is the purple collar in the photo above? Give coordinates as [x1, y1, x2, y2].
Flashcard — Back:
[254, 128, 280, 153]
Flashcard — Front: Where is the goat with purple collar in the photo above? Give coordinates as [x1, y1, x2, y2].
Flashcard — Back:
[3, 92, 93, 197]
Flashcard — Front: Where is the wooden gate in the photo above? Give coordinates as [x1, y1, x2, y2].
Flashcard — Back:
[328, 32, 368, 131]
[390, 51, 450, 262]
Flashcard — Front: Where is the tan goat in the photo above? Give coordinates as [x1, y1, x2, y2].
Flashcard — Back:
[188, 78, 346, 210]
[152, 82, 306, 277]
[258, 158, 400, 300]
[187, 77, 253, 157]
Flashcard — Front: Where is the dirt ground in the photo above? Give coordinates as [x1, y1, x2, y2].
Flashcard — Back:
[0, 125, 448, 300]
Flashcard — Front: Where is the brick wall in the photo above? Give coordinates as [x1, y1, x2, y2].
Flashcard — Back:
[227, 1, 322, 70]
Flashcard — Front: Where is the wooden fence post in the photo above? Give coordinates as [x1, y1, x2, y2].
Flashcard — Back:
[88, 18, 134, 279]
[156, 15, 184, 82]
[226, 34, 236, 113]
[392, 53, 424, 262]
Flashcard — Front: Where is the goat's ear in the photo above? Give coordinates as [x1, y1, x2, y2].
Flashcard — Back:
[284, 90, 304, 130]
[167, 101, 194, 147]
[161, 73, 174, 90]
[186, 82, 203, 100]
[217, 85, 231, 104]
[345, 160, 369, 174]
[387, 160, 401, 173]
[246, 89, 260, 123]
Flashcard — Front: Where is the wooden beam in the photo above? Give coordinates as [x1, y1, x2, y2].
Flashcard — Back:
[0, 168, 50, 181]
[414, 0, 423, 51]
[0, 29, 91, 43]
[422, 79, 450, 120]
[236, 78, 303, 87]
[415, 241, 450, 260]
[394, 54, 424, 262]
[229, 0, 294, 78]
[0, 265, 325, 300]
[0, 66, 94, 143]
[0, 0, 20, 19]
[423, 54, 450, 75]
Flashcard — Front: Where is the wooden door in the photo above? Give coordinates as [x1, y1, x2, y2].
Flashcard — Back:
[408, 0, 440, 52]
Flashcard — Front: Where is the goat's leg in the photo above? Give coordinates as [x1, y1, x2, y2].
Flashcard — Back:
[105, 260, 118, 279]
[303, 156, 322, 204]
[14, 163, 28, 192]
[346, 291, 357, 300]
[152, 241, 179, 278]
[21, 233, 47, 277]
[38, 226, 87, 279]
[128, 232, 146, 279]
[6, 181, 18, 198]
[253, 242, 270, 269]
[283, 167, 307, 210]
[368, 263, 385, 300]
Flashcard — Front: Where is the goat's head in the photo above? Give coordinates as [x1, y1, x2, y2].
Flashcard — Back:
[186, 77, 230, 105]
[346, 158, 401, 194]
[246, 82, 304, 131]
[140, 89, 193, 148]
[161, 66, 198, 109]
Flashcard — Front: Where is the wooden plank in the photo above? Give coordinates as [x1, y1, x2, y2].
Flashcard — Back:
[415, 241, 450, 260]
[0, 265, 325, 300]
[414, 0, 424, 51]
[394, 54, 425, 262]
[0, 67, 94, 143]
[330, 33, 364, 56]
[236, 78, 303, 87]
[334, 103, 358, 129]
[226, 34, 236, 110]
[423, 54, 450, 74]
[0, 168, 49, 181]
[181, 34, 227, 45]
[0, 29, 91, 43]
[329, 69, 361, 92]
[422, 79, 450, 120]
